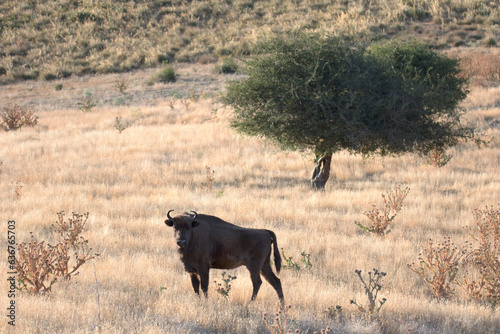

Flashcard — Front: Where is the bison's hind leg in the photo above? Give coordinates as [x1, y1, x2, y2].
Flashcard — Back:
[190, 273, 201, 295]
[261, 262, 284, 303]
[249, 269, 263, 301]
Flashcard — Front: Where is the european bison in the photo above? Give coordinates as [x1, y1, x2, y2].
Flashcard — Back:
[164, 210, 284, 303]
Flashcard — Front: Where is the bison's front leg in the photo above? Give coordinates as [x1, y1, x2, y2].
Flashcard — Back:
[190, 273, 200, 295]
[199, 268, 210, 297]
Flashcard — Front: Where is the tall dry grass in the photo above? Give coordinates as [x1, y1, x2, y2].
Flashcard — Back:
[0, 71, 499, 333]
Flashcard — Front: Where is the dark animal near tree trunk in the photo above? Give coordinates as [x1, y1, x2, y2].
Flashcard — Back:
[164, 210, 284, 303]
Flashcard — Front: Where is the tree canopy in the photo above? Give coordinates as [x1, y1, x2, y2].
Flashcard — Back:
[221, 33, 479, 188]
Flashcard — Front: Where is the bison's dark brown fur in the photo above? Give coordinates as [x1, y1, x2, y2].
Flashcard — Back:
[164, 210, 284, 303]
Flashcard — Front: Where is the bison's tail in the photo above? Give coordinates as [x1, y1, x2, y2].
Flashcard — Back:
[266, 230, 281, 274]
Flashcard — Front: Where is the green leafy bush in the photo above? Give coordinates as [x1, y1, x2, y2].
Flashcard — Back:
[155, 64, 177, 83]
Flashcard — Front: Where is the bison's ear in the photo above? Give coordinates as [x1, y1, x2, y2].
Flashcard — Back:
[164, 219, 173, 227]
[191, 220, 200, 228]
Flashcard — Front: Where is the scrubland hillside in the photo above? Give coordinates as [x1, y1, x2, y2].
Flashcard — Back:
[1, 0, 499, 83]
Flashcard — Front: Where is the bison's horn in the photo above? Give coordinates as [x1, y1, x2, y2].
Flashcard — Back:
[167, 210, 175, 221]
[189, 211, 197, 220]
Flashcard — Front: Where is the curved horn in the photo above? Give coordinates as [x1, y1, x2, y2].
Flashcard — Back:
[189, 211, 197, 220]
[167, 210, 175, 221]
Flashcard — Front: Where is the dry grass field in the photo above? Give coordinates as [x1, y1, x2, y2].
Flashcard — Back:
[1, 62, 500, 333]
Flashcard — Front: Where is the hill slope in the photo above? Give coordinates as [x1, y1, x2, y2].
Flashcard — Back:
[1, 0, 499, 84]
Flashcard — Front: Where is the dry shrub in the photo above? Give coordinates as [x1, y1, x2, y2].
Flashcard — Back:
[355, 186, 410, 236]
[182, 97, 191, 109]
[460, 206, 500, 307]
[426, 148, 452, 167]
[15, 212, 98, 294]
[1, 104, 38, 131]
[78, 96, 97, 112]
[205, 166, 215, 190]
[214, 271, 237, 300]
[350, 268, 387, 320]
[458, 52, 500, 87]
[13, 181, 23, 200]
[262, 305, 305, 334]
[167, 97, 176, 110]
[113, 77, 129, 94]
[407, 237, 466, 299]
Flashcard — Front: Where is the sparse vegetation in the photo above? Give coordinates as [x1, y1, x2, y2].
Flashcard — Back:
[1, 104, 38, 131]
[281, 248, 300, 271]
[216, 57, 239, 74]
[78, 93, 97, 112]
[326, 305, 343, 321]
[426, 148, 453, 167]
[154, 64, 177, 83]
[300, 252, 312, 270]
[114, 117, 126, 134]
[205, 166, 215, 190]
[1, 0, 499, 84]
[408, 237, 465, 299]
[280, 249, 312, 271]
[350, 269, 387, 320]
[15, 212, 98, 294]
[262, 304, 293, 334]
[355, 186, 410, 236]
[461, 206, 500, 308]
[213, 272, 237, 300]
[1, 85, 499, 332]
[113, 78, 129, 94]
[167, 98, 176, 110]
[13, 181, 22, 200]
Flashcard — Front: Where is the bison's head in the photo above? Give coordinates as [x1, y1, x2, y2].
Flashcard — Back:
[164, 210, 200, 249]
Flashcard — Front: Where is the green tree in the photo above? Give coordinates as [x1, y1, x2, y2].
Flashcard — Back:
[221, 34, 479, 189]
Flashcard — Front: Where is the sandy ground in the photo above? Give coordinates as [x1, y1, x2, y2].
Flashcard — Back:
[1, 64, 237, 112]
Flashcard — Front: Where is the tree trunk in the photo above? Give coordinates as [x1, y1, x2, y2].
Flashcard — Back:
[311, 154, 332, 190]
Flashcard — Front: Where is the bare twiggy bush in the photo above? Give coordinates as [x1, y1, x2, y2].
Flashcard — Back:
[190, 87, 199, 102]
[16, 233, 59, 294]
[407, 237, 466, 299]
[262, 304, 293, 334]
[355, 186, 410, 236]
[426, 148, 453, 167]
[205, 166, 215, 190]
[167, 98, 175, 110]
[15, 212, 98, 293]
[79, 96, 97, 112]
[213, 271, 237, 300]
[113, 78, 129, 94]
[13, 181, 22, 200]
[460, 206, 500, 307]
[1, 104, 38, 131]
[181, 97, 191, 109]
[326, 305, 343, 321]
[350, 269, 387, 320]
[114, 116, 126, 134]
